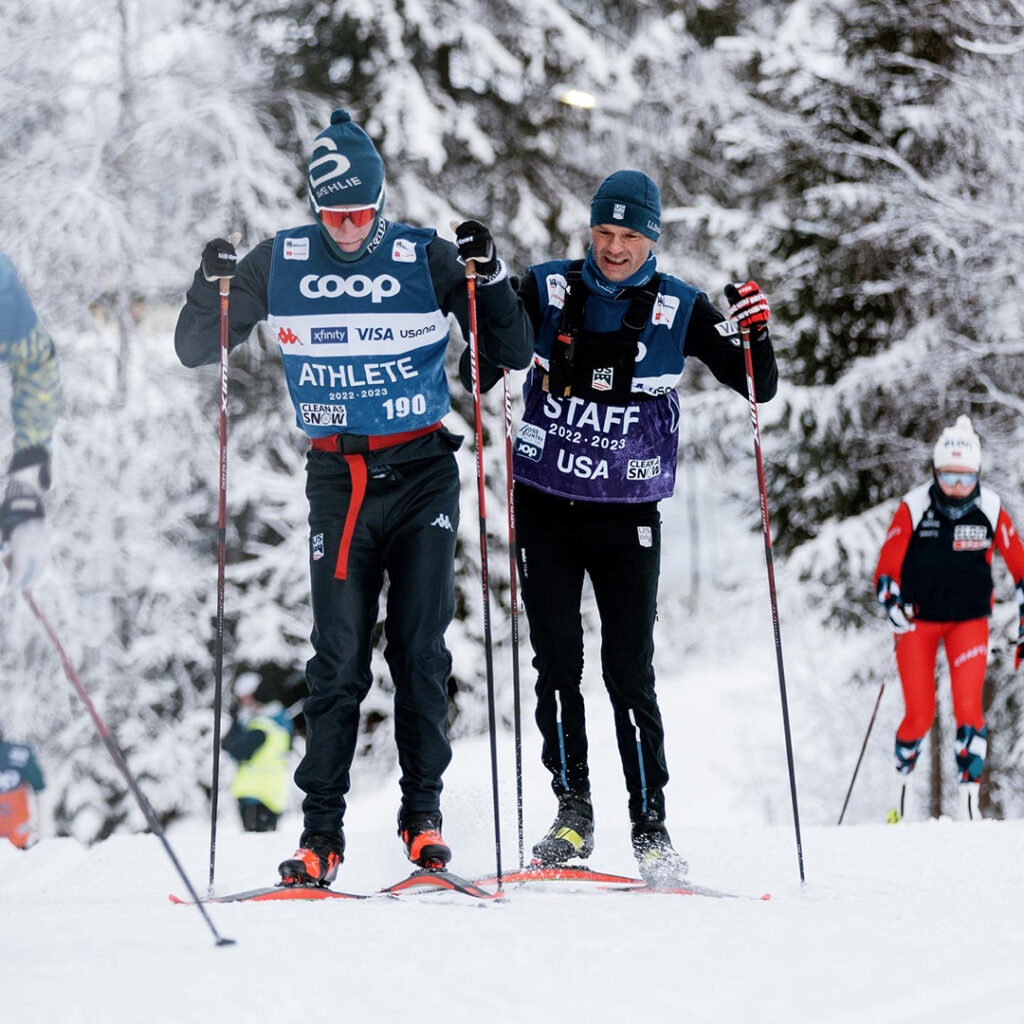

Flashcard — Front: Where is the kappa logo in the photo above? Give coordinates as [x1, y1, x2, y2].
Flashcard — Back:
[278, 327, 300, 345]
[430, 513, 454, 532]
[300, 273, 400, 303]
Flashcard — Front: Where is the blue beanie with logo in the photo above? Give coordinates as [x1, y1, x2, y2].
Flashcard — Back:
[589, 170, 661, 242]
[307, 109, 385, 210]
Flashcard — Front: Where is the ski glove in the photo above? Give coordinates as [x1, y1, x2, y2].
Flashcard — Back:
[454, 220, 499, 280]
[1015, 582, 1024, 671]
[725, 280, 771, 331]
[201, 238, 238, 282]
[1, 449, 50, 592]
[876, 575, 915, 634]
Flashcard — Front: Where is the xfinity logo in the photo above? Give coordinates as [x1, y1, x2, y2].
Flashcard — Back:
[311, 326, 348, 344]
[300, 273, 400, 303]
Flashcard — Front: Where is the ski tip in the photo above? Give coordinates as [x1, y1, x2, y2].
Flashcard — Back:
[759, 892, 772, 900]
[216, 936, 237, 947]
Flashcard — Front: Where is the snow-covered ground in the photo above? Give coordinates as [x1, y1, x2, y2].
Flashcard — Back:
[6, 434, 1023, 1023]
[5, 715, 1024, 1024]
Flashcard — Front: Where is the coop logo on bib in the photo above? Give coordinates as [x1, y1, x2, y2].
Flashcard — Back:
[514, 423, 547, 462]
[299, 273, 400, 303]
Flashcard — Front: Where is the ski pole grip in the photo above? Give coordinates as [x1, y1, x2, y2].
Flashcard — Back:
[449, 220, 476, 279]
[218, 233, 242, 296]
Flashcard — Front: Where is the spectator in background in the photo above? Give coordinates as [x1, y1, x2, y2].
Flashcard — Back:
[0, 726, 46, 849]
[222, 672, 294, 832]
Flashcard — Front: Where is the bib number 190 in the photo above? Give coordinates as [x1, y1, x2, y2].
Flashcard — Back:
[383, 395, 427, 420]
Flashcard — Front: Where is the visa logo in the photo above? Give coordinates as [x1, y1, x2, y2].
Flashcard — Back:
[310, 327, 348, 344]
[356, 327, 394, 341]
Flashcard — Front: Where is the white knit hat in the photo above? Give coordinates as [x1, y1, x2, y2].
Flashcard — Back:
[233, 672, 261, 699]
[933, 415, 981, 472]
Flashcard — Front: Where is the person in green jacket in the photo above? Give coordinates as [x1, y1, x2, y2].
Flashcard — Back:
[222, 672, 294, 832]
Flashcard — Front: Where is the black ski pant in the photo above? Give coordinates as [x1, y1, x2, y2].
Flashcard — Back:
[514, 484, 669, 823]
[295, 449, 459, 834]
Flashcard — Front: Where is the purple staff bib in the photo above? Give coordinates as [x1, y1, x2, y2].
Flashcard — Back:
[513, 368, 679, 503]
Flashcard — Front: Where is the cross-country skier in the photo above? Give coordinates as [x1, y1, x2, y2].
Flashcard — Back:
[469, 170, 778, 885]
[0, 252, 59, 591]
[175, 110, 533, 886]
[874, 415, 1024, 821]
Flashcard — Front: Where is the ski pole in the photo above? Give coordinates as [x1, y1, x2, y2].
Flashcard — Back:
[725, 286, 805, 883]
[456, 228, 504, 892]
[502, 369, 525, 868]
[837, 682, 886, 825]
[209, 231, 241, 895]
[22, 591, 234, 947]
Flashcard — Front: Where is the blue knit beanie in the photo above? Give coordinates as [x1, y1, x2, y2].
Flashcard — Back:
[307, 110, 385, 211]
[589, 170, 661, 242]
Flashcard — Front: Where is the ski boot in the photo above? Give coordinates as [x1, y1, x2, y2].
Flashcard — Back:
[278, 829, 344, 887]
[631, 815, 688, 887]
[531, 792, 595, 865]
[399, 810, 452, 870]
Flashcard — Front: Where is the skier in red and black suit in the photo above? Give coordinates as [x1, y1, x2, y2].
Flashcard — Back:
[874, 415, 1024, 820]
[175, 110, 533, 887]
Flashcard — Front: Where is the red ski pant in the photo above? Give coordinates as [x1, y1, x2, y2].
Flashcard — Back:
[894, 618, 989, 742]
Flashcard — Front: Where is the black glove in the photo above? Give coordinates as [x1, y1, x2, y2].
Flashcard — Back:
[876, 575, 915, 634]
[725, 280, 771, 332]
[1, 448, 49, 591]
[201, 238, 238, 282]
[455, 220, 499, 279]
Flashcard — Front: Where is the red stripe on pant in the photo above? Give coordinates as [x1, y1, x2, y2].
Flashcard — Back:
[310, 423, 442, 580]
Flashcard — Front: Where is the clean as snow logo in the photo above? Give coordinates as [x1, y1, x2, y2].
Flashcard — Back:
[300, 273, 400, 303]
[430, 513, 454, 532]
[300, 403, 347, 426]
[626, 457, 662, 481]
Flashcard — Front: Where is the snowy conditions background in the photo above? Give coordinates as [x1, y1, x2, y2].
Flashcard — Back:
[5, 484, 1024, 1024]
[5, 1, 1024, 1022]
